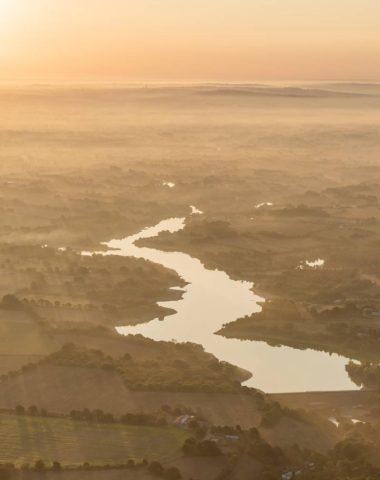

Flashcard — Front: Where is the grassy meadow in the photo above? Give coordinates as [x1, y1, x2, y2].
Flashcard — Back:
[0, 413, 188, 466]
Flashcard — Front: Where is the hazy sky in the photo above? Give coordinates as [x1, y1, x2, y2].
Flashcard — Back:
[0, 0, 379, 82]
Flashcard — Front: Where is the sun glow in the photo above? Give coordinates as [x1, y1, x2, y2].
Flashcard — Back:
[0, 0, 17, 29]
[0, 0, 380, 82]
[0, 0, 21, 53]
[0, 0, 12, 14]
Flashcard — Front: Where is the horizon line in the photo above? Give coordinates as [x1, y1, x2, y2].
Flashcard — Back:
[0, 79, 380, 88]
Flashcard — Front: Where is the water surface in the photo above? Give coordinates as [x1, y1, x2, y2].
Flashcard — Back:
[83, 217, 357, 393]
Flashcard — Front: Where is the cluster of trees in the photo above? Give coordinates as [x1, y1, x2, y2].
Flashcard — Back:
[346, 361, 380, 389]
[79, 458, 154, 471]
[148, 461, 182, 480]
[160, 404, 198, 417]
[183, 426, 287, 469]
[1, 338, 252, 394]
[0, 451, 186, 478]
[70, 409, 116, 424]
[13, 404, 168, 428]
[295, 439, 380, 479]
[23, 296, 99, 311]
[15, 405, 48, 417]
[260, 401, 307, 428]
[43, 342, 245, 393]
[217, 426, 287, 467]
[0, 294, 38, 319]
[0, 460, 62, 479]
[42, 343, 115, 370]
[182, 438, 222, 456]
[69, 408, 167, 427]
[0, 458, 181, 477]
[21, 460, 61, 472]
[0, 362, 38, 383]
[327, 320, 380, 347]
[328, 439, 380, 479]
[0, 294, 25, 310]
[0, 240, 184, 322]
[242, 428, 287, 467]
[224, 299, 380, 363]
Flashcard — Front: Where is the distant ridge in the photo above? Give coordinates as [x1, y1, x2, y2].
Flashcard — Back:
[199, 86, 377, 98]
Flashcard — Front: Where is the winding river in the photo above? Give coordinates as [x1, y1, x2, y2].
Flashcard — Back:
[84, 216, 357, 393]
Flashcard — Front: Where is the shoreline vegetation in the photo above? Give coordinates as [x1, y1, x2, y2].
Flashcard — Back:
[218, 300, 380, 364]
[139, 199, 380, 364]
[1, 341, 252, 393]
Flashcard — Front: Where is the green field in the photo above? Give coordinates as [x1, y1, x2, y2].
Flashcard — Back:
[0, 414, 188, 466]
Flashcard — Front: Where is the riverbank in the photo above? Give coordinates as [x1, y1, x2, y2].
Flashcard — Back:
[84, 217, 358, 393]
[271, 389, 380, 431]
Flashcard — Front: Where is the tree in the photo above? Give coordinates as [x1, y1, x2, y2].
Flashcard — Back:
[182, 438, 222, 457]
[34, 460, 45, 471]
[52, 461, 62, 471]
[28, 405, 39, 416]
[148, 461, 164, 476]
[1, 294, 24, 310]
[164, 467, 182, 480]
[15, 405, 25, 415]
